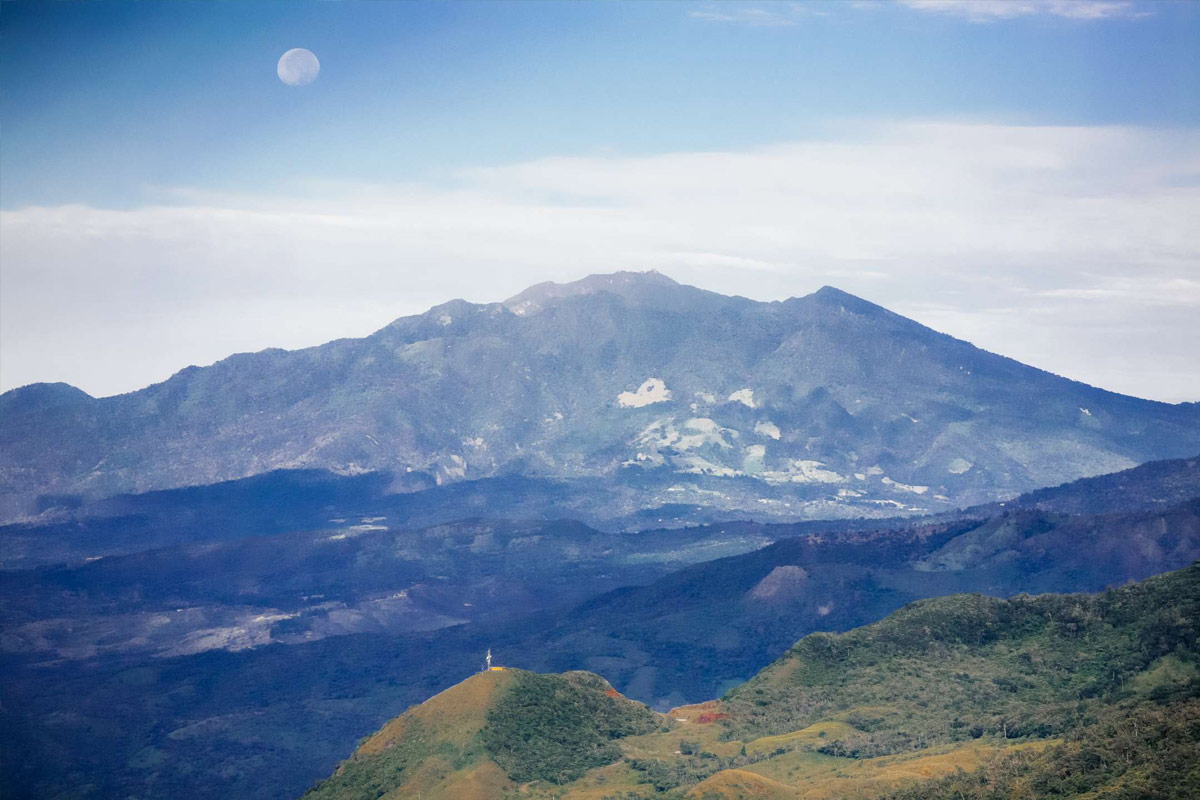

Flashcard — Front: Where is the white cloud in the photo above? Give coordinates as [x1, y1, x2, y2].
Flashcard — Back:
[2, 121, 1198, 401]
[690, 5, 815, 27]
[896, 0, 1148, 22]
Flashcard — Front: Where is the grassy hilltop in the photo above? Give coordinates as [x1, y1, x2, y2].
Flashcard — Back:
[302, 668, 659, 800]
[304, 562, 1200, 799]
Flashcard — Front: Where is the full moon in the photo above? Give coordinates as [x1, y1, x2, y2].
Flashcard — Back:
[277, 48, 320, 86]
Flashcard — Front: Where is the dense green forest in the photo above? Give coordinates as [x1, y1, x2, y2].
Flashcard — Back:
[878, 700, 1200, 800]
[723, 562, 1200, 746]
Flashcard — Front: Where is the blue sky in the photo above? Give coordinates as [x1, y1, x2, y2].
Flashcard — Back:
[2, 0, 1199, 400]
[5, 0, 1197, 207]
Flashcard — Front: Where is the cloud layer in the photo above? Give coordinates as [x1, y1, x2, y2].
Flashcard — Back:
[689, 1, 1150, 26]
[898, 1, 1146, 21]
[2, 121, 1197, 401]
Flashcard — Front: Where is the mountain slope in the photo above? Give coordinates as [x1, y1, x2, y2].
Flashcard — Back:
[1001, 453, 1200, 515]
[302, 668, 659, 800]
[6, 456, 1194, 667]
[2, 457, 1196, 800]
[516, 497, 1200, 709]
[0, 516, 770, 661]
[305, 562, 1200, 799]
[2, 453, 1193, 572]
[4, 271, 1198, 522]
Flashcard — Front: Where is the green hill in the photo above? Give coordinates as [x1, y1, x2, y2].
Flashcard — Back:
[304, 562, 1200, 799]
[302, 668, 658, 800]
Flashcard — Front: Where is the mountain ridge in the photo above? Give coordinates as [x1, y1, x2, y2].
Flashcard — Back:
[3, 272, 1198, 523]
[1, 273, 1185, 406]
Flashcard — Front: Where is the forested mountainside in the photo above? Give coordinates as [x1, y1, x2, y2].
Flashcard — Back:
[304, 563, 1200, 799]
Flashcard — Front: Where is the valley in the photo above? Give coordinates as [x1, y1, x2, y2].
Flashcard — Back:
[1, 457, 1196, 799]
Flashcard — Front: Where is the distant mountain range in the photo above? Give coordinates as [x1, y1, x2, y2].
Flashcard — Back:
[4, 271, 1199, 523]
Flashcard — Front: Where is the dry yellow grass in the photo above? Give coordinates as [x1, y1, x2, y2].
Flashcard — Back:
[550, 761, 656, 800]
[686, 768, 799, 799]
[745, 721, 860, 755]
[382, 758, 514, 800]
[532, 734, 1060, 800]
[744, 738, 1058, 799]
[339, 668, 1064, 800]
[357, 670, 515, 757]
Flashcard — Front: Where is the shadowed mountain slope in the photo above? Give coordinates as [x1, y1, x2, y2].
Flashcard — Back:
[1, 456, 1197, 800]
[3, 453, 1195, 572]
[998, 453, 1200, 515]
[512, 496, 1200, 709]
[4, 272, 1198, 522]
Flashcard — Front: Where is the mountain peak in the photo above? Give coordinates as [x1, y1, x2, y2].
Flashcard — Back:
[6, 269, 1199, 524]
[812, 284, 856, 300]
[503, 270, 722, 316]
[585, 268, 679, 287]
[0, 381, 94, 414]
[794, 284, 905, 324]
[305, 668, 658, 799]
[809, 284, 883, 310]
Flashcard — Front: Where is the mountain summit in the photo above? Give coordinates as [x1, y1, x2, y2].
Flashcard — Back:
[503, 269, 710, 315]
[2, 272, 1198, 522]
[303, 668, 658, 799]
